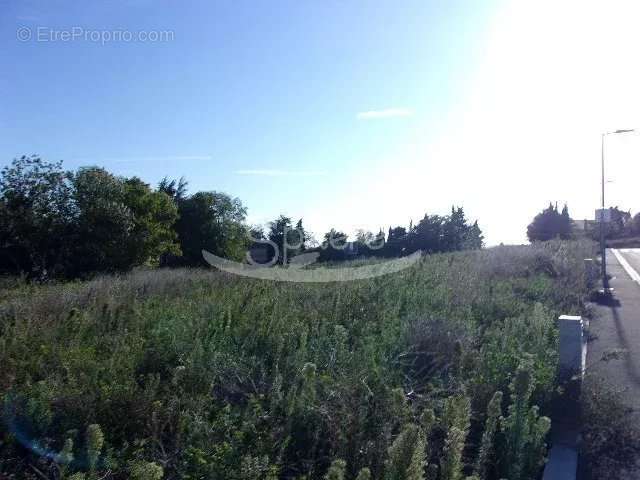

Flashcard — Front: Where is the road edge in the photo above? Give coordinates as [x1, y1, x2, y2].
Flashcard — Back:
[611, 248, 640, 285]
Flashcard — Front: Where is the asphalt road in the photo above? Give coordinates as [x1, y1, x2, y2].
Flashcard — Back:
[587, 248, 640, 414]
[580, 248, 640, 477]
[617, 248, 640, 276]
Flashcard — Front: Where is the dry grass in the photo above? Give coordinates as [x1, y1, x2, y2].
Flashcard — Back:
[0, 240, 595, 479]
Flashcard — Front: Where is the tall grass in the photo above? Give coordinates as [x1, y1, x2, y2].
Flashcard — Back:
[0, 240, 594, 479]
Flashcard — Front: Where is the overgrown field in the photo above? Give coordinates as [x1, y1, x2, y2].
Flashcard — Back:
[0, 240, 594, 480]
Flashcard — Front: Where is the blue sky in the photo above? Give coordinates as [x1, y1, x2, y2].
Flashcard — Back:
[4, 0, 640, 244]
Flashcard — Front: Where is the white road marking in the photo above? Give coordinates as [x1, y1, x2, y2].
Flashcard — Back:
[611, 249, 640, 285]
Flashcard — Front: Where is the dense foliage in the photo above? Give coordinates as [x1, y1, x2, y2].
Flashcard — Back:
[526, 203, 572, 242]
[0, 240, 593, 479]
[173, 191, 248, 266]
[585, 206, 640, 241]
[0, 156, 484, 278]
[580, 377, 640, 479]
[0, 156, 248, 278]
[318, 208, 484, 262]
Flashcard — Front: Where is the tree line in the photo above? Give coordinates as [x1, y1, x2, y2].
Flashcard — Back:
[254, 208, 483, 265]
[526, 203, 573, 242]
[587, 206, 640, 240]
[0, 155, 484, 279]
[526, 203, 640, 243]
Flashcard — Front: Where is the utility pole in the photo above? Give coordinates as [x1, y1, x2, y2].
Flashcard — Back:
[601, 133, 607, 289]
[600, 129, 635, 292]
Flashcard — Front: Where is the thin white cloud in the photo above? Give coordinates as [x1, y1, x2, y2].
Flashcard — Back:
[73, 155, 213, 164]
[357, 108, 413, 120]
[235, 169, 326, 177]
[329, 0, 640, 246]
[115, 155, 213, 163]
[166, 155, 212, 161]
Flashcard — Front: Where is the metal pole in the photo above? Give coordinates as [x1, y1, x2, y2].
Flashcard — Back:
[599, 129, 635, 292]
[601, 133, 607, 289]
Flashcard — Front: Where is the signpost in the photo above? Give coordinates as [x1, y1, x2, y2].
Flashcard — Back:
[595, 208, 611, 223]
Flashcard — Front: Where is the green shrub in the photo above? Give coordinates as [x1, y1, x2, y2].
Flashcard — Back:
[129, 460, 165, 480]
[86, 424, 104, 475]
[580, 377, 640, 479]
[385, 424, 426, 480]
[500, 357, 550, 480]
[0, 241, 593, 479]
[355, 467, 372, 480]
[324, 459, 346, 480]
[474, 391, 502, 479]
[440, 427, 467, 480]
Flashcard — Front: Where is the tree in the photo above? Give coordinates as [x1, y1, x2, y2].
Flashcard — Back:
[0, 155, 75, 277]
[72, 169, 180, 274]
[122, 177, 180, 266]
[249, 225, 265, 240]
[440, 206, 483, 252]
[408, 214, 444, 254]
[266, 215, 292, 255]
[592, 206, 632, 240]
[608, 207, 630, 237]
[319, 228, 349, 262]
[176, 191, 248, 265]
[463, 221, 484, 249]
[376, 207, 484, 257]
[158, 176, 188, 203]
[355, 229, 385, 257]
[72, 167, 135, 274]
[527, 203, 573, 242]
[295, 218, 311, 251]
[384, 226, 408, 257]
[265, 215, 306, 264]
[442, 207, 467, 251]
[355, 229, 374, 245]
[630, 212, 640, 236]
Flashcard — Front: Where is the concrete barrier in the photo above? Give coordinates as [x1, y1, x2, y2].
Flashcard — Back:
[557, 315, 585, 379]
[542, 315, 586, 480]
[543, 445, 579, 480]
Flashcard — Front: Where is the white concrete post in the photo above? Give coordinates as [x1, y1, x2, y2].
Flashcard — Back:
[558, 315, 585, 378]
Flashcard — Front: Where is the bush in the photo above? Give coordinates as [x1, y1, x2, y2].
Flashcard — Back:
[0, 241, 593, 479]
[385, 424, 426, 480]
[580, 378, 640, 479]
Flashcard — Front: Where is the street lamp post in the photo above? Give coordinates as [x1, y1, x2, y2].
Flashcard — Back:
[600, 129, 634, 291]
